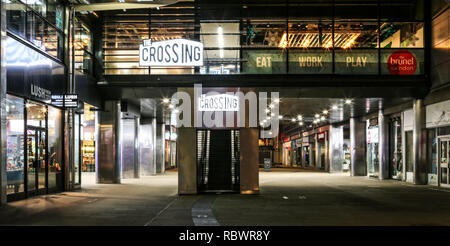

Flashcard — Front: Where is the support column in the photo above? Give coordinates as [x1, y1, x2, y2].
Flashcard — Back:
[155, 122, 165, 174]
[177, 127, 197, 194]
[350, 118, 367, 176]
[177, 87, 196, 194]
[413, 99, 427, 185]
[378, 109, 389, 180]
[240, 128, 259, 194]
[97, 101, 121, 184]
[314, 133, 320, 170]
[134, 117, 140, 178]
[0, 0, 7, 205]
[329, 125, 344, 173]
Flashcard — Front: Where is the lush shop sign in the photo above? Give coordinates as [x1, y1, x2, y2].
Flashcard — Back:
[139, 39, 203, 67]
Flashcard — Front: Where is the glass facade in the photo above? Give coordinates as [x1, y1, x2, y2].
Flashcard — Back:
[6, 0, 65, 60]
[101, 0, 425, 76]
[75, 19, 93, 75]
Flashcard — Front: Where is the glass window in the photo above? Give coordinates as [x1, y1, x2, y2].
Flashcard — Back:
[334, 22, 379, 48]
[288, 22, 333, 48]
[6, 95, 25, 195]
[380, 0, 424, 21]
[47, 106, 63, 190]
[47, 0, 64, 30]
[200, 22, 240, 74]
[335, 0, 378, 21]
[27, 12, 46, 50]
[242, 20, 286, 48]
[27, 0, 47, 18]
[6, 0, 27, 38]
[380, 22, 424, 48]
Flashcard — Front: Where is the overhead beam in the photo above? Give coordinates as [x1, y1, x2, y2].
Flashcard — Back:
[74, 1, 178, 12]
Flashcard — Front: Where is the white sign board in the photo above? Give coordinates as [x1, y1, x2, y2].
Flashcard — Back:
[139, 39, 203, 67]
[198, 94, 239, 112]
[426, 100, 450, 128]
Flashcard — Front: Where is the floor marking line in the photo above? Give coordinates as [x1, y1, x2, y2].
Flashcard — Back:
[144, 197, 178, 226]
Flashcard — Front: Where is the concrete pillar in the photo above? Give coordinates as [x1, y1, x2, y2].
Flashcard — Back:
[240, 128, 259, 194]
[177, 127, 197, 194]
[314, 134, 320, 170]
[350, 118, 367, 176]
[177, 87, 196, 194]
[0, 0, 7, 205]
[329, 125, 344, 173]
[155, 123, 165, 174]
[378, 109, 389, 180]
[97, 101, 121, 184]
[413, 99, 427, 185]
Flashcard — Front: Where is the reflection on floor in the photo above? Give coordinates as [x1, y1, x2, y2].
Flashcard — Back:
[1, 168, 450, 226]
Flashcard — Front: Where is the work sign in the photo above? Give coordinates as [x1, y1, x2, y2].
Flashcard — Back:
[139, 39, 203, 67]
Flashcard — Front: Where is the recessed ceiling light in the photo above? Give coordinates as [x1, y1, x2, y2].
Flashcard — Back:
[299, 122, 303, 126]
[315, 114, 320, 118]
[291, 118, 296, 122]
[278, 115, 283, 119]
[297, 115, 302, 120]
[162, 98, 170, 103]
[332, 105, 338, 110]
[345, 99, 352, 104]
[274, 98, 280, 103]
[322, 110, 328, 114]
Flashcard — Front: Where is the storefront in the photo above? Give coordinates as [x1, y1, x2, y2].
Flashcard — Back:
[301, 135, 313, 168]
[5, 36, 66, 201]
[389, 114, 403, 180]
[282, 137, 291, 166]
[258, 138, 274, 167]
[425, 100, 450, 186]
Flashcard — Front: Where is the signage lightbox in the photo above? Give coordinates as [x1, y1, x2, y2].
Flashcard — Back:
[198, 94, 239, 112]
[139, 38, 203, 67]
[51, 94, 78, 108]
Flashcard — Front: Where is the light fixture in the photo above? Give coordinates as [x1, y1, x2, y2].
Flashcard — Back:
[218, 26, 224, 58]
[269, 131, 273, 135]
[173, 109, 179, 114]
[273, 98, 280, 103]
[265, 108, 270, 113]
[314, 114, 320, 118]
[162, 98, 170, 103]
[298, 122, 303, 126]
[278, 115, 283, 119]
[332, 105, 338, 110]
[345, 99, 352, 104]
[269, 104, 275, 109]
[291, 118, 296, 122]
[320, 116, 326, 121]
[322, 110, 328, 115]
[168, 104, 174, 109]
[297, 115, 302, 120]
[260, 122, 264, 126]
[270, 112, 275, 117]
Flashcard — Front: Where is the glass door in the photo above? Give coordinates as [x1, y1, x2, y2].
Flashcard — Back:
[438, 137, 450, 187]
[26, 128, 47, 195]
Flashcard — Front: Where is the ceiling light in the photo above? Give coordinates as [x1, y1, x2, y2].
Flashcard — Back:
[260, 122, 264, 126]
[273, 98, 280, 103]
[291, 118, 296, 122]
[278, 115, 283, 119]
[218, 26, 224, 58]
[173, 109, 179, 113]
[297, 115, 302, 120]
[265, 108, 270, 113]
[314, 114, 320, 118]
[269, 104, 275, 109]
[299, 122, 303, 126]
[322, 110, 328, 115]
[332, 105, 338, 110]
[162, 98, 170, 103]
[345, 99, 352, 104]
[168, 104, 174, 109]
[270, 113, 275, 117]
[320, 116, 326, 121]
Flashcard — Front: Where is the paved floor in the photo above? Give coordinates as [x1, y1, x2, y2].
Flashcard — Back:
[1, 168, 450, 226]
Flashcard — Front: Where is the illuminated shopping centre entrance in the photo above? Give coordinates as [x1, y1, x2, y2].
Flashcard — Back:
[3, 0, 449, 205]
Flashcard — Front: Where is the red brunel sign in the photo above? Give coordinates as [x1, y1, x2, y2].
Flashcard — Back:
[387, 50, 417, 75]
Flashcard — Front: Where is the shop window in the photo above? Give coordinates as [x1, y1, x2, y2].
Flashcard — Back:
[405, 131, 413, 172]
[7, 0, 27, 38]
[27, 12, 45, 50]
[6, 95, 25, 196]
[288, 0, 332, 21]
[47, 105, 63, 191]
[242, 20, 286, 48]
[75, 21, 93, 75]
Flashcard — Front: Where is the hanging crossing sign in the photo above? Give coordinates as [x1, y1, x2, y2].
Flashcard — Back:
[139, 38, 203, 67]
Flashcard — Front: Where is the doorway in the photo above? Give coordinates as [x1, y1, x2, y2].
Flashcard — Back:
[438, 136, 450, 187]
[26, 127, 47, 195]
[197, 130, 240, 192]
